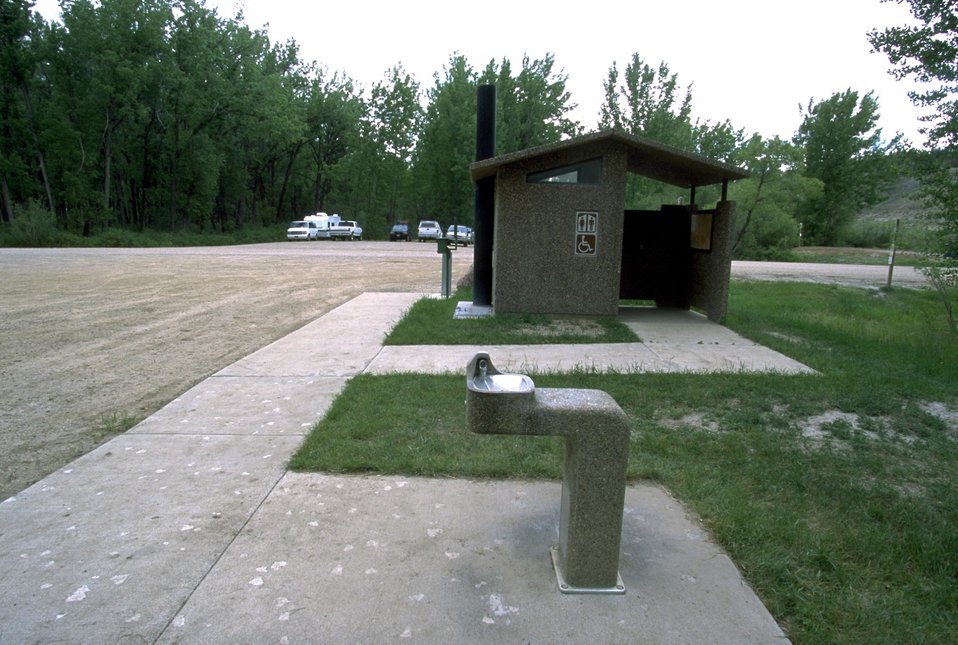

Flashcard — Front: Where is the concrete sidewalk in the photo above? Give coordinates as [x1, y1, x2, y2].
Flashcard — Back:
[0, 293, 797, 644]
[366, 306, 814, 376]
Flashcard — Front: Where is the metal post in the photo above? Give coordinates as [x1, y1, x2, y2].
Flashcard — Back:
[438, 238, 452, 298]
[886, 218, 901, 289]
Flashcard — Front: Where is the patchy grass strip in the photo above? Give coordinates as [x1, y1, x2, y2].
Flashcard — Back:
[385, 287, 638, 345]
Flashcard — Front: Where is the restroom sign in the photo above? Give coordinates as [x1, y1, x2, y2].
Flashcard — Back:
[575, 211, 598, 256]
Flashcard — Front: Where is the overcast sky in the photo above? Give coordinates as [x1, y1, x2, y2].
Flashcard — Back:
[35, 0, 927, 145]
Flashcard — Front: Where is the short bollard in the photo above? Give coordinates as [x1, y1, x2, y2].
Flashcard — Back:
[437, 238, 453, 298]
[465, 352, 629, 594]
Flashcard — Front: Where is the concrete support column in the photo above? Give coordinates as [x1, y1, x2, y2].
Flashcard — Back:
[689, 200, 736, 322]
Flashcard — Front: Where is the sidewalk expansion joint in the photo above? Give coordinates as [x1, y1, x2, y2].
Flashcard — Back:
[156, 469, 290, 643]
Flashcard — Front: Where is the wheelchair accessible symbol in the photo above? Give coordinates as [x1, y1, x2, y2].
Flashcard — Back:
[575, 211, 598, 256]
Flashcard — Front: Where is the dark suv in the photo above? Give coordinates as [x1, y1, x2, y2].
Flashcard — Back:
[389, 222, 410, 241]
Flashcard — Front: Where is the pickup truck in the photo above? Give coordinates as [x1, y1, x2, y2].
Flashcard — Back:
[329, 219, 363, 240]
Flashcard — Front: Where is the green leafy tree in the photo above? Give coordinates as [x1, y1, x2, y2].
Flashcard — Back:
[601, 54, 694, 148]
[320, 64, 422, 237]
[481, 53, 580, 153]
[793, 89, 900, 245]
[163, 1, 305, 231]
[163, 0, 233, 231]
[598, 63, 623, 131]
[917, 152, 958, 332]
[694, 119, 746, 163]
[369, 65, 422, 164]
[730, 135, 822, 258]
[870, 1, 958, 332]
[601, 55, 689, 208]
[410, 52, 581, 228]
[604, 54, 757, 204]
[365, 65, 423, 231]
[227, 36, 310, 228]
[0, 0, 35, 221]
[51, 0, 174, 231]
[681, 118, 750, 207]
[868, 0, 958, 147]
[413, 54, 477, 222]
[3, 0, 334, 237]
[304, 70, 364, 215]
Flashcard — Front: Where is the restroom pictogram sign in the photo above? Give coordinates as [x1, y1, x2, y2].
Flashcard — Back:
[575, 211, 598, 256]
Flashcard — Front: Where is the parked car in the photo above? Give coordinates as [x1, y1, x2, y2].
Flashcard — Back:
[389, 222, 410, 241]
[286, 219, 323, 241]
[446, 225, 473, 246]
[417, 220, 442, 241]
[329, 219, 363, 240]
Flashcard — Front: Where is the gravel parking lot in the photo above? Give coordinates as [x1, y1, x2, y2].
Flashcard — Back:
[0, 243, 926, 500]
[0, 242, 472, 500]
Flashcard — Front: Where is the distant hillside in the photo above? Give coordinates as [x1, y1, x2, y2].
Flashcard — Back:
[859, 177, 926, 222]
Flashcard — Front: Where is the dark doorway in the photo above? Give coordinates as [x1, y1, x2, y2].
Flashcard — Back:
[619, 206, 691, 308]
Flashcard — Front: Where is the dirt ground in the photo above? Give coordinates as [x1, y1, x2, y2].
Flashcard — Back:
[0, 244, 928, 501]
[0, 242, 473, 501]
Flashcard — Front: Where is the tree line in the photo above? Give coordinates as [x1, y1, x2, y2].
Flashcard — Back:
[1, 0, 953, 254]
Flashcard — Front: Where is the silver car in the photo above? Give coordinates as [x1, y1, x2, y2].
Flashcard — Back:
[417, 220, 442, 241]
[446, 225, 473, 246]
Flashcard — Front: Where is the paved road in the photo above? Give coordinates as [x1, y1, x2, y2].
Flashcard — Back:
[732, 260, 927, 289]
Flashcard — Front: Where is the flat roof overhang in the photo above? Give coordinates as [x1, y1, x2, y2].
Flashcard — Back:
[469, 129, 750, 188]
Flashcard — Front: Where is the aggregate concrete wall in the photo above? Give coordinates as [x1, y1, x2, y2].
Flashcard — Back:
[492, 141, 627, 316]
[689, 200, 736, 322]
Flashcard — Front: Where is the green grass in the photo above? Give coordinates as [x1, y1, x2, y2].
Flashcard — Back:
[385, 287, 639, 345]
[791, 246, 925, 267]
[289, 373, 567, 477]
[290, 281, 958, 643]
[93, 411, 141, 440]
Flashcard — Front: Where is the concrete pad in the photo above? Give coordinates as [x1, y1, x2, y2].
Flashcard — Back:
[0, 433, 302, 644]
[365, 343, 661, 374]
[131, 376, 347, 436]
[365, 307, 814, 375]
[454, 300, 493, 318]
[156, 474, 787, 644]
[619, 306, 755, 344]
[639, 342, 815, 373]
[365, 342, 814, 375]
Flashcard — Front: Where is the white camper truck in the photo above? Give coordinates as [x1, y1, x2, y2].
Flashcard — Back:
[303, 212, 340, 239]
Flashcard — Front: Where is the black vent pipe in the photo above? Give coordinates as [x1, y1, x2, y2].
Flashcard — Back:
[472, 85, 496, 306]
